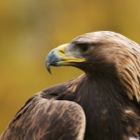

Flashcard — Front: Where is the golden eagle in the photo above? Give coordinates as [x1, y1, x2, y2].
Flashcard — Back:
[1, 31, 140, 140]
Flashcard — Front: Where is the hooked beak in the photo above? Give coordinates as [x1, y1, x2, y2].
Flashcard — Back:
[46, 43, 85, 74]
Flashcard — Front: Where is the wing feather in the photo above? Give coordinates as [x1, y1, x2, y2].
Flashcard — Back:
[0, 84, 86, 140]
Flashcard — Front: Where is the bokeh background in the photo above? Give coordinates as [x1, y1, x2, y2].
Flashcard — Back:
[1, 0, 140, 133]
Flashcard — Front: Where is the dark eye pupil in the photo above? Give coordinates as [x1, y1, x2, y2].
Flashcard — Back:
[79, 44, 89, 52]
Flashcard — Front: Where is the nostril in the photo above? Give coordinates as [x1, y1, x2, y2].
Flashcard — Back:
[59, 49, 64, 54]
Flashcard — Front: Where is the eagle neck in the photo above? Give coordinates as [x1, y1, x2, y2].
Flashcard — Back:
[74, 73, 134, 140]
[75, 72, 128, 105]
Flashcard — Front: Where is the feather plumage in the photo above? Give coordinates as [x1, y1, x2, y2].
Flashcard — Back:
[1, 31, 140, 140]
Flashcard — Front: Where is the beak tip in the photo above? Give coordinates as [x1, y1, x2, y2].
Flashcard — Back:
[46, 63, 52, 74]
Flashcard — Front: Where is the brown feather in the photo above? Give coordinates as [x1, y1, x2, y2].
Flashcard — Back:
[0, 89, 86, 140]
[1, 31, 140, 140]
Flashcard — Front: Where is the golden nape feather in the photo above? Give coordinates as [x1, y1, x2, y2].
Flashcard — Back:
[1, 31, 140, 140]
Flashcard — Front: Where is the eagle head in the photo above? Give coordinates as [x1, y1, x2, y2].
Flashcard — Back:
[46, 31, 140, 101]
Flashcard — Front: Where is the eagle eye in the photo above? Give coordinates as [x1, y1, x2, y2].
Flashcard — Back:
[77, 43, 89, 52]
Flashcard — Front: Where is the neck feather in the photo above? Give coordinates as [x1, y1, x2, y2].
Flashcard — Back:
[72, 73, 139, 140]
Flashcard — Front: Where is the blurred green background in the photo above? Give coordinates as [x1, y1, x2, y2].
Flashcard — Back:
[1, 0, 140, 133]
